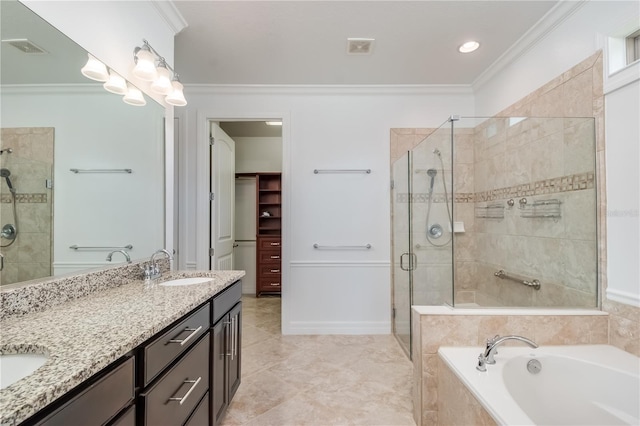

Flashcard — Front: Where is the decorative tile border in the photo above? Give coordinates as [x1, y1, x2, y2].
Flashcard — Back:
[396, 173, 594, 204]
[0, 193, 48, 203]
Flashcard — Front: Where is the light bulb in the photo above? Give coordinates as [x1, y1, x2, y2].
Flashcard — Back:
[133, 46, 157, 81]
[165, 79, 187, 106]
[123, 84, 146, 106]
[81, 54, 109, 82]
[151, 62, 173, 95]
[103, 70, 128, 95]
[458, 41, 480, 53]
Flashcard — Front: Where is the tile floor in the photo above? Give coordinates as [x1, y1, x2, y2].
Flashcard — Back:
[220, 296, 416, 426]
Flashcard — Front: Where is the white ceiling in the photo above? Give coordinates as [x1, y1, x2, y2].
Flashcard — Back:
[173, 0, 559, 85]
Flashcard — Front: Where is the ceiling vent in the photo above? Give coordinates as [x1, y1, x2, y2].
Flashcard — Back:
[2, 39, 48, 54]
[347, 38, 374, 55]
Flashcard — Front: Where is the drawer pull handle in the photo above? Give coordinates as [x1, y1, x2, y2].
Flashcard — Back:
[270, 283, 280, 286]
[167, 377, 202, 405]
[270, 242, 280, 246]
[270, 255, 280, 259]
[168, 326, 203, 346]
[270, 269, 280, 273]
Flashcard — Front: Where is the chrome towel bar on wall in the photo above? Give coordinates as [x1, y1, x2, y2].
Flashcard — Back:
[313, 243, 372, 250]
[313, 169, 371, 174]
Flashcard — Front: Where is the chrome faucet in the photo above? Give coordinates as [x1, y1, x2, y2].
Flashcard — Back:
[106, 250, 131, 263]
[476, 335, 538, 372]
[145, 248, 174, 280]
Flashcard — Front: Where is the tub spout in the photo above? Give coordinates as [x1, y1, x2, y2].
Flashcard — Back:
[476, 335, 538, 372]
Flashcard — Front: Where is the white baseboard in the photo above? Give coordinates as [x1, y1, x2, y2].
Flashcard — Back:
[606, 288, 640, 308]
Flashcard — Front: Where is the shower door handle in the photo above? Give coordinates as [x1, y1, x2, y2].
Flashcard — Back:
[0, 253, 3, 271]
[409, 253, 417, 271]
[400, 253, 409, 271]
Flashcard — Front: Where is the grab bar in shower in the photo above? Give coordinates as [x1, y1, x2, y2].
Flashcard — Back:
[313, 243, 372, 250]
[70, 245, 133, 251]
[70, 169, 133, 174]
[313, 169, 371, 174]
[494, 269, 541, 290]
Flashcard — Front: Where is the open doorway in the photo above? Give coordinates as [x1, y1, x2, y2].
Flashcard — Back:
[217, 121, 283, 299]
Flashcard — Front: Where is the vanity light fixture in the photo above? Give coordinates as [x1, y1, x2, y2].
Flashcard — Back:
[80, 54, 109, 82]
[458, 41, 480, 53]
[133, 39, 188, 106]
[123, 84, 147, 106]
[103, 70, 128, 95]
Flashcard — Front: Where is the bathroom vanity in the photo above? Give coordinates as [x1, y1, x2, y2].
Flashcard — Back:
[0, 267, 244, 426]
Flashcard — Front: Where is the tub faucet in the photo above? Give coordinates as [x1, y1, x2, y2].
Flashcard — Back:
[106, 250, 131, 263]
[476, 335, 538, 372]
[147, 248, 174, 280]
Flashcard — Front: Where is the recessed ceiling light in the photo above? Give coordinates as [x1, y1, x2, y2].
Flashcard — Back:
[265, 121, 282, 126]
[458, 41, 480, 53]
[347, 38, 375, 55]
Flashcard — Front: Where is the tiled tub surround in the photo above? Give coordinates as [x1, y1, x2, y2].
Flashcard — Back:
[411, 306, 609, 426]
[0, 266, 245, 426]
[0, 127, 54, 286]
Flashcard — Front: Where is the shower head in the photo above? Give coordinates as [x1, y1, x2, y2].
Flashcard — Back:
[427, 169, 437, 192]
[0, 168, 16, 193]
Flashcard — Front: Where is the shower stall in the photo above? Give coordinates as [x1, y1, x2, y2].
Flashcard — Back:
[391, 116, 598, 356]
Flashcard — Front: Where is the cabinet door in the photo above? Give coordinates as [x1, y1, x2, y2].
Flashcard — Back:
[211, 317, 228, 425]
[228, 302, 242, 400]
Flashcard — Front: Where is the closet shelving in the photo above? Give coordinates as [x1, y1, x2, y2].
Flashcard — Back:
[256, 173, 282, 296]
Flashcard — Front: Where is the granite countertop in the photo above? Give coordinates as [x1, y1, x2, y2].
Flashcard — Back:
[0, 270, 245, 426]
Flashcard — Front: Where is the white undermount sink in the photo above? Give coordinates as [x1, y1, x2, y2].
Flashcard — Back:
[0, 353, 49, 390]
[159, 277, 213, 287]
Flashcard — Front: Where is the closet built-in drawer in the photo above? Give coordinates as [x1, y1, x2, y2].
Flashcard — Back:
[36, 357, 134, 426]
[141, 333, 210, 426]
[258, 237, 281, 249]
[258, 277, 281, 291]
[258, 249, 281, 263]
[142, 302, 210, 386]
[259, 265, 282, 276]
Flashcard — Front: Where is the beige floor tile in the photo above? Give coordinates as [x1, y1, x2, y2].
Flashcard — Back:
[222, 296, 416, 426]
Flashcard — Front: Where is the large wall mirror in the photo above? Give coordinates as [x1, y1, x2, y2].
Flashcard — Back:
[0, 0, 165, 286]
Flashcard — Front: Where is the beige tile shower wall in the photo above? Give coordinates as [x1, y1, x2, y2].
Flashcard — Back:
[0, 128, 54, 286]
[472, 116, 598, 308]
[412, 308, 608, 425]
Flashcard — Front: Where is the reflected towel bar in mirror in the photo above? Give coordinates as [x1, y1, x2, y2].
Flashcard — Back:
[70, 168, 133, 173]
[70, 245, 133, 251]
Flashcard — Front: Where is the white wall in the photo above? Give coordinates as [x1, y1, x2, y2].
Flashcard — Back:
[235, 137, 283, 174]
[474, 0, 640, 307]
[179, 86, 474, 334]
[2, 87, 165, 273]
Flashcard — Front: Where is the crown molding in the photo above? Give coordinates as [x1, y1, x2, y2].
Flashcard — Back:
[472, 0, 588, 91]
[150, 1, 188, 35]
[184, 84, 474, 96]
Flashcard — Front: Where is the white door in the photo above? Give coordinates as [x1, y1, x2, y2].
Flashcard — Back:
[210, 122, 235, 270]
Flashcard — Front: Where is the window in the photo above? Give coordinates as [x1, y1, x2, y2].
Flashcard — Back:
[626, 29, 640, 65]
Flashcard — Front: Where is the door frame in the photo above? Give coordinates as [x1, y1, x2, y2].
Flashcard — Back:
[195, 110, 290, 326]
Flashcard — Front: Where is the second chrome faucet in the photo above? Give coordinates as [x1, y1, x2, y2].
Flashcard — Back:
[143, 248, 174, 281]
[476, 335, 538, 372]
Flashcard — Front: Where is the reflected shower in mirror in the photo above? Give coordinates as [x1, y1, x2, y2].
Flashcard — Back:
[0, 0, 165, 286]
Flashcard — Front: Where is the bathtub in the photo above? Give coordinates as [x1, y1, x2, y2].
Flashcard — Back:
[438, 344, 640, 425]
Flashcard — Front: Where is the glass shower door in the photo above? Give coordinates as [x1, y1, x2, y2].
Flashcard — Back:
[392, 151, 414, 356]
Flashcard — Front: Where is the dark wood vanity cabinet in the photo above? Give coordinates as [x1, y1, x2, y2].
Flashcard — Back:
[19, 280, 243, 426]
[211, 281, 242, 425]
[33, 356, 135, 426]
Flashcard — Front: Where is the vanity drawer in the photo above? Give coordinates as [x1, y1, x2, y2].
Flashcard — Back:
[141, 333, 209, 426]
[212, 280, 242, 324]
[36, 356, 134, 426]
[185, 392, 209, 426]
[142, 303, 210, 386]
